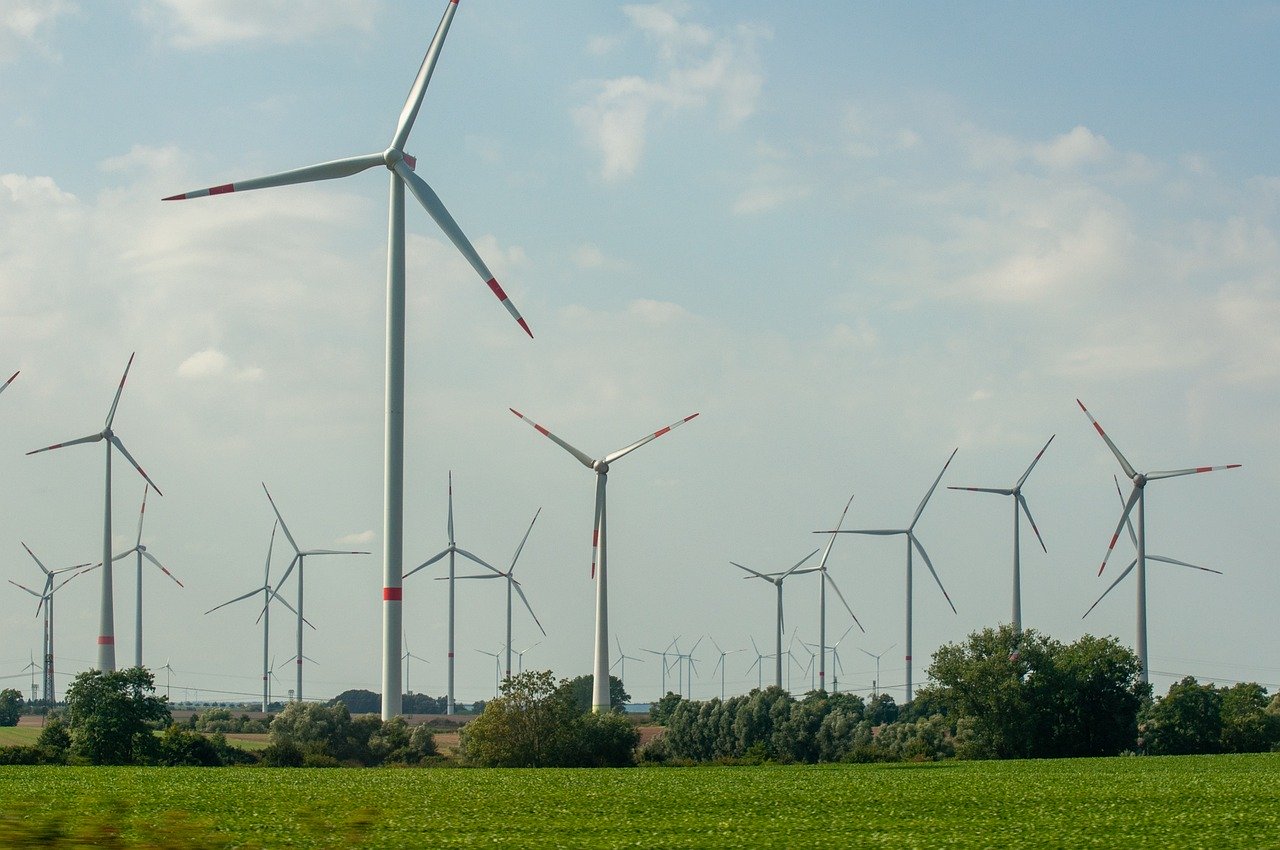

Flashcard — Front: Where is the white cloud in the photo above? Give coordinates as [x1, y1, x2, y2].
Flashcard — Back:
[1033, 125, 1113, 170]
[574, 6, 768, 181]
[0, 1, 73, 63]
[337, 530, 376, 547]
[136, 0, 377, 48]
[177, 348, 264, 382]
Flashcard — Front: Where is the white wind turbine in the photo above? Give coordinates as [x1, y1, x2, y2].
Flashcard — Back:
[158, 659, 175, 703]
[640, 637, 679, 696]
[708, 637, 745, 701]
[515, 640, 541, 675]
[206, 521, 308, 712]
[20, 653, 39, 703]
[476, 648, 502, 699]
[745, 636, 775, 691]
[731, 549, 820, 690]
[109, 485, 183, 668]
[858, 643, 896, 698]
[805, 624, 856, 695]
[819, 448, 959, 704]
[27, 354, 161, 672]
[164, 1, 532, 720]
[948, 436, 1053, 634]
[402, 631, 431, 696]
[263, 483, 369, 703]
[1077, 400, 1240, 685]
[9, 544, 89, 705]
[669, 636, 703, 699]
[405, 473, 503, 715]
[446, 508, 545, 679]
[811, 494, 863, 693]
[610, 636, 644, 686]
[510, 408, 699, 712]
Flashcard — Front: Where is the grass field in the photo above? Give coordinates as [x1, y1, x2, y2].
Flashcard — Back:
[1, 755, 1277, 848]
[0, 727, 38, 746]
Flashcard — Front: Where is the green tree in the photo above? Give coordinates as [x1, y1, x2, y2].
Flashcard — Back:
[0, 688, 22, 726]
[558, 674, 630, 713]
[1141, 677, 1222, 755]
[36, 717, 70, 763]
[1218, 683, 1279, 753]
[649, 691, 683, 725]
[63, 668, 171, 765]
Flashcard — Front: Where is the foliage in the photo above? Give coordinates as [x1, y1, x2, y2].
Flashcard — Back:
[403, 692, 447, 714]
[190, 707, 269, 734]
[330, 689, 380, 714]
[157, 724, 223, 766]
[1141, 678, 1279, 755]
[865, 692, 900, 725]
[63, 668, 171, 765]
[266, 702, 434, 767]
[649, 691, 683, 725]
[558, 674, 631, 713]
[0, 689, 23, 727]
[460, 670, 638, 767]
[1218, 683, 1280, 754]
[36, 718, 71, 763]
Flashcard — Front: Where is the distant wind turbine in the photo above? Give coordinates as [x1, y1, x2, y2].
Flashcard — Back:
[948, 436, 1053, 634]
[8, 543, 89, 705]
[858, 643, 897, 699]
[731, 549, 820, 690]
[640, 637, 679, 696]
[610, 636, 644, 686]
[27, 353, 161, 671]
[818, 448, 959, 703]
[708, 637, 745, 701]
[510, 407, 699, 712]
[811, 494, 863, 692]
[164, 0, 533, 721]
[110, 484, 183, 668]
[745, 636, 775, 691]
[1077, 400, 1240, 684]
[402, 631, 430, 696]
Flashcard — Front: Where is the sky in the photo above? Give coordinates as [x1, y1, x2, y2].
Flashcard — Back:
[2, 1, 1278, 708]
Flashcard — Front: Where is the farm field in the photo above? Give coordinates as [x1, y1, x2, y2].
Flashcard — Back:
[1, 754, 1277, 848]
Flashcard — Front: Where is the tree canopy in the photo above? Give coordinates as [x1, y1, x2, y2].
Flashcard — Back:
[63, 668, 171, 765]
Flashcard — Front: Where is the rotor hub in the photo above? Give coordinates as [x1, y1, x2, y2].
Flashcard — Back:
[593, 460, 609, 474]
[383, 148, 403, 167]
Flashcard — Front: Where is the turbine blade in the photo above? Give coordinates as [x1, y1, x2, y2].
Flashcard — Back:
[263, 521, 278, 586]
[441, 573, 503, 581]
[782, 549, 821, 578]
[824, 571, 865, 633]
[262, 483, 302, 555]
[389, 0, 460, 151]
[1017, 494, 1047, 553]
[110, 435, 163, 496]
[447, 471, 455, 544]
[1099, 485, 1141, 576]
[1077, 399, 1138, 480]
[205, 587, 263, 616]
[395, 161, 532, 337]
[512, 581, 546, 636]
[1146, 464, 1242, 481]
[509, 408, 596, 469]
[1015, 434, 1056, 489]
[1083, 560, 1136, 619]
[815, 494, 855, 572]
[110, 548, 136, 563]
[275, 554, 302, 591]
[909, 447, 958, 531]
[135, 484, 150, 547]
[21, 542, 50, 576]
[592, 473, 605, 579]
[0, 370, 17, 395]
[403, 548, 450, 579]
[1147, 554, 1223, 575]
[822, 528, 907, 536]
[1113, 475, 1139, 549]
[910, 533, 956, 614]
[143, 551, 184, 587]
[27, 432, 103, 455]
[730, 561, 771, 581]
[105, 352, 135, 428]
[301, 549, 369, 556]
[603, 413, 700, 465]
[946, 487, 1011, 495]
[7, 579, 42, 600]
[509, 508, 541, 572]
[162, 153, 385, 201]
[455, 547, 503, 575]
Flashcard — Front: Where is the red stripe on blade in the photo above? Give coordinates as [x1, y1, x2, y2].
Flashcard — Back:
[654, 427, 671, 438]
[209, 184, 235, 196]
[487, 278, 508, 301]
[534, 425, 549, 437]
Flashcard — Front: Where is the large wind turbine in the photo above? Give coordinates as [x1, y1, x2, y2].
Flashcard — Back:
[263, 483, 369, 702]
[819, 448, 958, 703]
[27, 353, 161, 671]
[405, 473, 503, 714]
[948, 436, 1053, 634]
[811, 494, 862, 693]
[109, 485, 183, 668]
[8, 544, 89, 705]
[731, 549, 819, 690]
[206, 521, 307, 712]
[164, 1, 532, 720]
[510, 408, 699, 713]
[1078, 400, 1239, 684]
[447, 508, 546, 679]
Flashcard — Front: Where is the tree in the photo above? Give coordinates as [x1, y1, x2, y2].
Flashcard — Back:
[649, 692, 683, 725]
[0, 689, 22, 727]
[330, 689, 380, 714]
[1141, 677, 1222, 755]
[63, 668, 171, 765]
[559, 674, 630, 713]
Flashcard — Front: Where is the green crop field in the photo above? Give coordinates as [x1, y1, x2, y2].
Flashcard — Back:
[0, 727, 38, 747]
[1, 755, 1277, 848]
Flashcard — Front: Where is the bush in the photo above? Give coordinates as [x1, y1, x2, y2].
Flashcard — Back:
[157, 724, 223, 766]
[0, 689, 23, 726]
[261, 740, 304, 767]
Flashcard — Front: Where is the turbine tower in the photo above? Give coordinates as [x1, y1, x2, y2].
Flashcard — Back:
[27, 353, 161, 671]
[8, 544, 89, 705]
[263, 483, 369, 702]
[448, 508, 546, 679]
[1078, 400, 1239, 684]
[948, 436, 1053, 634]
[731, 549, 820, 690]
[164, 0, 532, 720]
[405, 473, 504, 714]
[819, 448, 959, 703]
[510, 407, 699, 713]
[110, 484, 183, 668]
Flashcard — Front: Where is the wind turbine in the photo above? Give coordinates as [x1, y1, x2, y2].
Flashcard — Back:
[20, 653, 39, 703]
[515, 640, 541, 675]
[1077, 400, 1240, 684]
[109, 484, 183, 668]
[745, 636, 775, 691]
[811, 494, 863, 693]
[8, 543, 89, 705]
[405, 473, 503, 714]
[948, 436, 1053, 634]
[402, 631, 430, 696]
[446, 508, 545, 680]
[164, 1, 532, 721]
[26, 353, 161, 672]
[510, 408, 699, 713]
[708, 637, 745, 701]
[263, 483, 369, 703]
[158, 659, 175, 702]
[611, 636, 644, 686]
[476, 648, 502, 699]
[732, 550, 819, 690]
[805, 624, 857, 695]
[640, 637, 678, 696]
[206, 521, 307, 712]
[818, 448, 959, 703]
[858, 643, 896, 699]
[669, 636, 702, 699]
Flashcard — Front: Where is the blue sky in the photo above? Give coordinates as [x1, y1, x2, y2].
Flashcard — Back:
[2, 1, 1278, 706]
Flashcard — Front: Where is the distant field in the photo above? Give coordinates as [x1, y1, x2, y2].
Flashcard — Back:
[0, 727, 38, 746]
[1, 755, 1277, 848]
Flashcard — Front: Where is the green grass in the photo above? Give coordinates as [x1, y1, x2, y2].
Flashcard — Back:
[0, 727, 38, 746]
[1, 755, 1277, 848]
